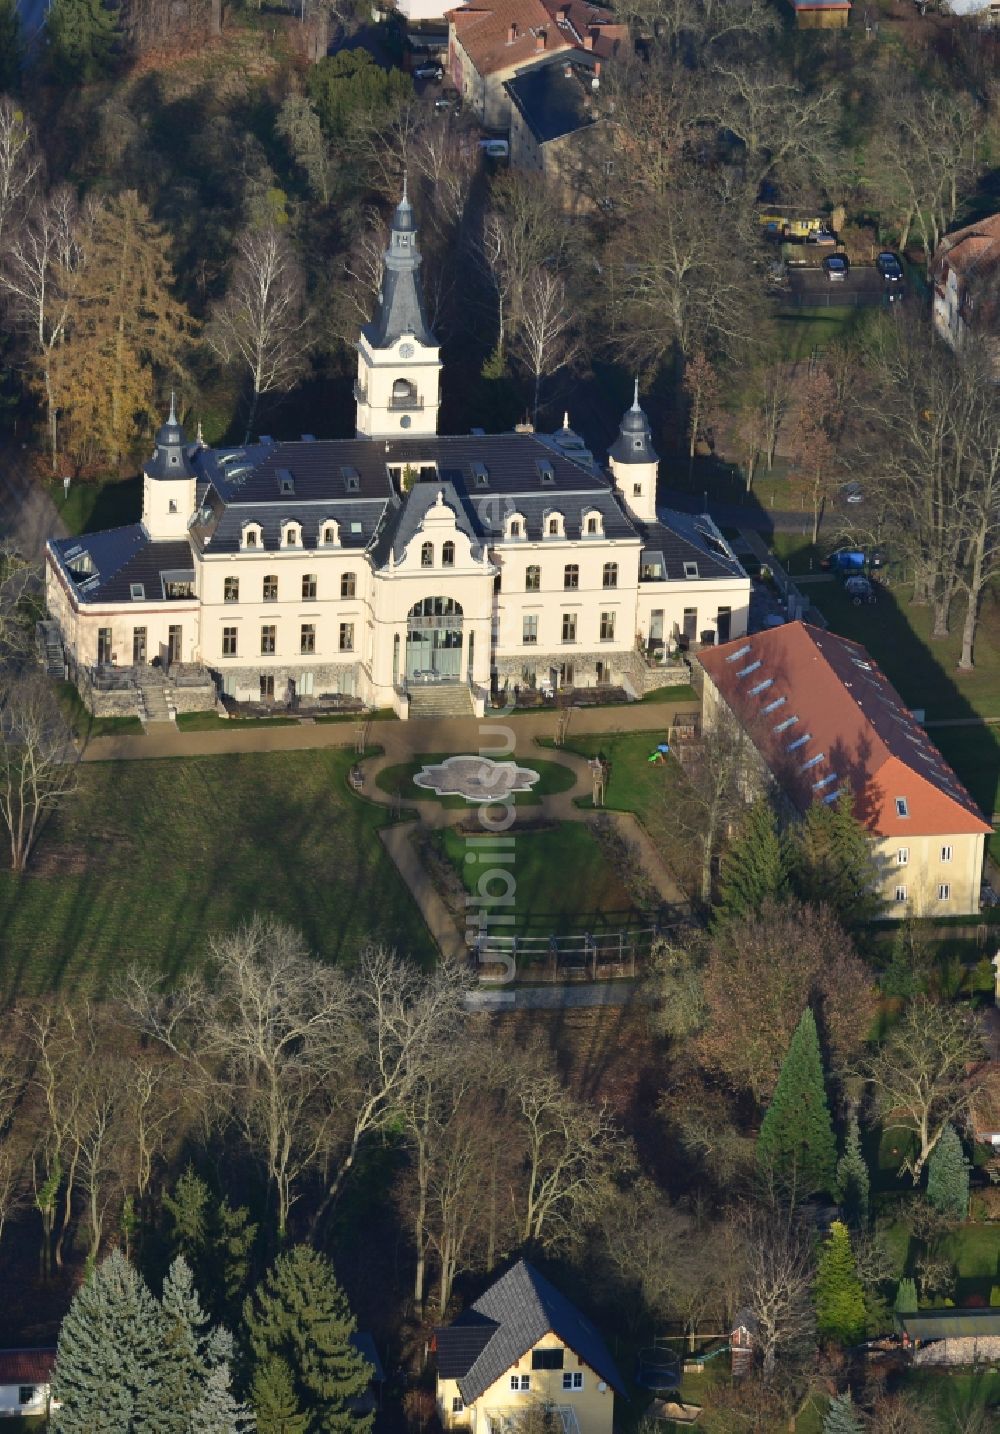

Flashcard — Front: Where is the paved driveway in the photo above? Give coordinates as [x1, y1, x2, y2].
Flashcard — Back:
[786, 265, 901, 309]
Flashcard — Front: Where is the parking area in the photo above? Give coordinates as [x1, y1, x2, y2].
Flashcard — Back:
[786, 265, 903, 308]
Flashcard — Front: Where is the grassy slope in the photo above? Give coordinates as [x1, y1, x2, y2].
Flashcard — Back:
[0, 750, 433, 995]
[438, 820, 637, 935]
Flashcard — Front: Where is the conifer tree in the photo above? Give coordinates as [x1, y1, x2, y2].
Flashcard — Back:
[190, 1362, 255, 1434]
[926, 1123, 970, 1220]
[52, 1249, 167, 1432]
[792, 790, 879, 926]
[815, 1222, 866, 1347]
[756, 1007, 837, 1197]
[836, 1110, 870, 1230]
[163, 1170, 257, 1323]
[823, 1390, 863, 1434]
[714, 796, 787, 927]
[252, 1356, 309, 1434]
[244, 1246, 373, 1434]
[0, 0, 21, 89]
[47, 0, 116, 83]
[160, 1255, 236, 1431]
[893, 1277, 917, 1316]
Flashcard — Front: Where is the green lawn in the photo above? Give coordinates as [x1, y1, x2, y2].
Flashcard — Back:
[51, 474, 142, 535]
[375, 753, 577, 808]
[767, 305, 867, 362]
[902, 1369, 1000, 1421]
[545, 731, 677, 826]
[175, 710, 299, 730]
[56, 681, 144, 738]
[436, 820, 639, 935]
[640, 683, 698, 704]
[0, 750, 433, 995]
[811, 580, 1000, 723]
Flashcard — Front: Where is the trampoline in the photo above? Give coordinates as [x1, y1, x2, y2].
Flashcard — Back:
[636, 1347, 681, 1392]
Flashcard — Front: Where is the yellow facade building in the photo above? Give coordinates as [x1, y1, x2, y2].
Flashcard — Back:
[435, 1261, 622, 1434]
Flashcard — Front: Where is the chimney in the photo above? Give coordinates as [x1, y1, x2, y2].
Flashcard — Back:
[583, 31, 593, 48]
[535, 28, 546, 48]
[508, 19, 517, 40]
[593, 58, 601, 75]
[558, 4, 568, 18]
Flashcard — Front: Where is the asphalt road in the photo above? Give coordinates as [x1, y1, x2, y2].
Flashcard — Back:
[785, 264, 904, 309]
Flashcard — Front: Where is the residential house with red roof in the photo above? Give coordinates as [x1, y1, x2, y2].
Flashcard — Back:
[0, 1348, 56, 1419]
[699, 621, 991, 917]
[931, 213, 1000, 369]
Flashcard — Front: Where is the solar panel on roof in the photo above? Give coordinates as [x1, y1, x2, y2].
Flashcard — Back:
[737, 660, 762, 677]
[726, 644, 751, 662]
[787, 733, 811, 751]
[762, 696, 786, 714]
[775, 715, 798, 733]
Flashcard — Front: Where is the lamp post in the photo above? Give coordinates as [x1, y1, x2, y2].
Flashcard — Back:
[62, 475, 71, 501]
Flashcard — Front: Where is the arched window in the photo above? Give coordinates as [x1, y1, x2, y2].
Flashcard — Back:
[341, 572, 356, 598]
[241, 523, 262, 549]
[263, 574, 278, 602]
[421, 542, 434, 568]
[302, 574, 317, 600]
[526, 565, 540, 592]
[505, 511, 525, 540]
[282, 522, 301, 547]
[603, 562, 618, 589]
[585, 511, 603, 536]
[224, 576, 239, 603]
[320, 522, 338, 546]
[510, 521, 522, 537]
[442, 541, 455, 568]
[546, 512, 565, 538]
[392, 378, 417, 407]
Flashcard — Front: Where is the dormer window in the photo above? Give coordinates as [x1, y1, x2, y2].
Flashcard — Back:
[282, 522, 301, 548]
[584, 511, 602, 537]
[546, 512, 565, 538]
[242, 524, 261, 549]
[505, 512, 526, 540]
[277, 469, 295, 496]
[321, 523, 339, 546]
[471, 461, 489, 487]
[341, 466, 360, 493]
[130, 583, 145, 600]
[537, 459, 555, 485]
[683, 562, 699, 579]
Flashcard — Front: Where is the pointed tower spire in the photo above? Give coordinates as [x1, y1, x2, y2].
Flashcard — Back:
[631, 376, 640, 411]
[366, 183, 433, 348]
[168, 389, 178, 426]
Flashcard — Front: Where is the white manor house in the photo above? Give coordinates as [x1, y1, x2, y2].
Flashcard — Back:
[45, 189, 750, 721]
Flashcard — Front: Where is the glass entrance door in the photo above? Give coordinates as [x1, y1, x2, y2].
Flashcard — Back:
[405, 597, 464, 683]
[133, 627, 147, 665]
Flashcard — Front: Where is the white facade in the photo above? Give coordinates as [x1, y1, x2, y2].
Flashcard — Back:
[45, 193, 751, 718]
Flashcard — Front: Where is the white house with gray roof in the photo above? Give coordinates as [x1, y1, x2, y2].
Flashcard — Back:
[45, 190, 750, 720]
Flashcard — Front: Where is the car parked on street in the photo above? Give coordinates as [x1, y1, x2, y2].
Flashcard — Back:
[414, 64, 443, 80]
[876, 251, 903, 283]
[823, 254, 849, 282]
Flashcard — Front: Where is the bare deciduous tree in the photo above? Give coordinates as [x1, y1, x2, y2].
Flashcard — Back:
[510, 270, 579, 427]
[0, 673, 79, 873]
[0, 97, 42, 261]
[208, 227, 313, 442]
[735, 1204, 815, 1380]
[670, 705, 757, 906]
[863, 995, 984, 1183]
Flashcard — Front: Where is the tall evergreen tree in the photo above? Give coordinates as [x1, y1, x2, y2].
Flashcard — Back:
[893, 1277, 917, 1316]
[244, 1246, 373, 1434]
[161, 1256, 242, 1431]
[47, 0, 116, 83]
[0, 0, 21, 89]
[926, 1123, 970, 1220]
[252, 1356, 309, 1434]
[836, 1111, 870, 1229]
[815, 1222, 866, 1348]
[713, 796, 788, 927]
[190, 1362, 255, 1434]
[792, 790, 879, 926]
[52, 1249, 167, 1433]
[163, 1170, 257, 1323]
[756, 1007, 838, 1197]
[823, 1390, 863, 1434]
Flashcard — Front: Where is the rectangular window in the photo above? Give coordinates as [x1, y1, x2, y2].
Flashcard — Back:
[301, 624, 316, 655]
[224, 576, 239, 603]
[263, 575, 278, 602]
[260, 674, 275, 701]
[894, 885, 907, 903]
[260, 625, 276, 655]
[564, 564, 579, 590]
[895, 797, 909, 818]
[339, 623, 354, 652]
[600, 611, 616, 642]
[18, 1388, 35, 1407]
[941, 845, 953, 863]
[222, 627, 238, 657]
[897, 848, 909, 866]
[452, 1398, 464, 1414]
[302, 574, 317, 600]
[97, 627, 112, 665]
[523, 615, 538, 645]
[562, 613, 577, 643]
[938, 883, 951, 902]
[299, 672, 315, 697]
[526, 566, 540, 591]
[532, 1350, 564, 1370]
[562, 1373, 583, 1391]
[509, 1376, 530, 1393]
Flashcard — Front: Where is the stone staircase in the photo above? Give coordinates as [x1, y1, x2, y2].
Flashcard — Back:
[407, 684, 474, 720]
[135, 668, 174, 724]
[37, 621, 65, 679]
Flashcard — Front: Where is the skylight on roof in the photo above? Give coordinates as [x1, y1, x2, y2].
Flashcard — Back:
[762, 695, 786, 714]
[895, 797, 909, 818]
[749, 678, 773, 696]
[774, 715, 798, 734]
[471, 461, 489, 487]
[351, 521, 362, 534]
[341, 466, 361, 492]
[822, 790, 841, 804]
[813, 773, 838, 790]
[801, 753, 824, 771]
[852, 658, 872, 671]
[737, 660, 762, 678]
[726, 644, 751, 663]
[537, 459, 555, 484]
[130, 583, 145, 600]
[277, 468, 295, 496]
[787, 733, 811, 751]
[683, 561, 699, 579]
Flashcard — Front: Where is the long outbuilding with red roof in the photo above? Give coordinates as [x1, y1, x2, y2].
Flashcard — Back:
[699, 621, 991, 917]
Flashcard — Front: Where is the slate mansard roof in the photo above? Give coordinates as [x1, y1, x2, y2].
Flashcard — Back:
[434, 1260, 624, 1403]
[639, 510, 744, 583]
[48, 525, 196, 606]
[504, 55, 600, 146]
[699, 621, 990, 838]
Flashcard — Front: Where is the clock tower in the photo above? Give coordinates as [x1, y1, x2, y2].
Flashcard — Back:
[355, 182, 442, 439]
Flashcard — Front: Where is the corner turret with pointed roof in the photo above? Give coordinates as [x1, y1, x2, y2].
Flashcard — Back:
[142, 394, 197, 540]
[356, 181, 442, 439]
[608, 381, 658, 523]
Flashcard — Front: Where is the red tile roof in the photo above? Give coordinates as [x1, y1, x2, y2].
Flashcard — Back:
[0, 1349, 56, 1384]
[699, 621, 990, 838]
[540, 0, 625, 58]
[447, 0, 574, 76]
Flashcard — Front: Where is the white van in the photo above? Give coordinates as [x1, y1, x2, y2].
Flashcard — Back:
[478, 139, 510, 159]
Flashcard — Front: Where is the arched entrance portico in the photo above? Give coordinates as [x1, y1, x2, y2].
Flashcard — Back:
[405, 596, 464, 682]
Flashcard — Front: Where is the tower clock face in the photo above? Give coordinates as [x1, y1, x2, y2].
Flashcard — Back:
[399, 343, 414, 359]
